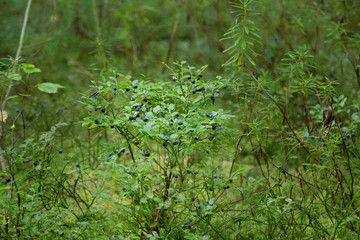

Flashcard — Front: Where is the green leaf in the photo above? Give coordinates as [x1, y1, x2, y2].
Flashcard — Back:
[37, 82, 65, 94]
[153, 106, 161, 113]
[242, 38, 247, 50]
[22, 63, 41, 74]
[8, 73, 22, 81]
[7, 95, 18, 100]
[23, 63, 35, 70]
[18, 93, 31, 97]
[168, 104, 175, 111]
[245, 53, 256, 66]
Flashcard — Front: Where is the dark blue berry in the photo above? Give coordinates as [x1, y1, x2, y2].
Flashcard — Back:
[109, 152, 114, 157]
[143, 117, 148, 122]
[126, 170, 132, 175]
[197, 205, 201, 209]
[101, 108, 105, 113]
[219, 126, 224, 130]
[34, 162, 38, 166]
[94, 118, 99, 124]
[5, 177, 11, 183]
[224, 186, 230, 189]
[136, 107, 141, 111]
[216, 90, 220, 93]
[173, 140, 179, 145]
[59, 149, 63, 154]
[75, 162, 80, 168]
[178, 120, 183, 125]
[144, 151, 150, 156]
[174, 174, 178, 179]
[169, 131, 173, 135]
[126, 87, 130, 92]
[187, 170, 192, 174]
[163, 142, 168, 147]
[164, 136, 170, 141]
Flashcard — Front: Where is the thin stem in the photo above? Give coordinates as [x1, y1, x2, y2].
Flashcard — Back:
[2, 0, 32, 110]
[243, 64, 321, 165]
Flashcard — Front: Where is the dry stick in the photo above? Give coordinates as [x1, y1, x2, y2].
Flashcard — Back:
[302, 94, 318, 134]
[2, 0, 32, 110]
[0, 0, 32, 171]
[243, 64, 321, 165]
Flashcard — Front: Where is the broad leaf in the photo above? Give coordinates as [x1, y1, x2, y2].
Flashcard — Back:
[37, 82, 65, 94]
